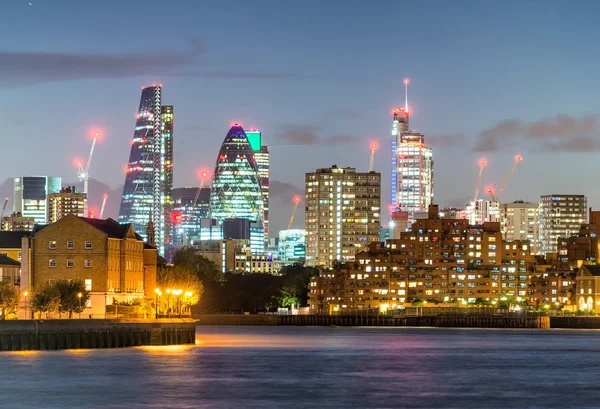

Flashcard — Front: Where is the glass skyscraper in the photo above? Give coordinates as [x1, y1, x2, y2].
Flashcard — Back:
[13, 176, 62, 224]
[118, 86, 171, 254]
[246, 129, 270, 245]
[161, 105, 174, 250]
[209, 125, 264, 250]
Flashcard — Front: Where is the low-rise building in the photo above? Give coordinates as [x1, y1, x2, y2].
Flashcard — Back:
[20, 215, 157, 319]
[0, 254, 20, 286]
[1, 212, 35, 232]
[528, 271, 576, 309]
[576, 265, 600, 312]
[0, 231, 28, 263]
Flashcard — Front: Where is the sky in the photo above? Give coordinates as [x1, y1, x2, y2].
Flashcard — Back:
[2, 0, 600, 234]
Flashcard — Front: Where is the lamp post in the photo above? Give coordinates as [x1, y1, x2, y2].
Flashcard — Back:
[166, 289, 171, 317]
[154, 288, 160, 319]
[24, 291, 28, 320]
[185, 291, 192, 316]
[174, 289, 182, 318]
[77, 292, 83, 319]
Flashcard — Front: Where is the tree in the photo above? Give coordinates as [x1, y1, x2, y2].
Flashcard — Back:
[0, 282, 18, 320]
[172, 247, 221, 282]
[31, 283, 61, 319]
[54, 279, 89, 319]
[157, 265, 204, 314]
[278, 263, 319, 307]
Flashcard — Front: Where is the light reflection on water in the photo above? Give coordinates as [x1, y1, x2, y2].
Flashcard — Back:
[1, 326, 600, 409]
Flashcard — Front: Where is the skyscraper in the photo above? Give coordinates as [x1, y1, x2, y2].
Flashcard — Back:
[13, 176, 61, 224]
[209, 125, 264, 245]
[161, 105, 174, 250]
[390, 84, 434, 228]
[305, 165, 381, 267]
[246, 129, 270, 245]
[118, 86, 168, 254]
[539, 194, 587, 255]
[170, 187, 210, 248]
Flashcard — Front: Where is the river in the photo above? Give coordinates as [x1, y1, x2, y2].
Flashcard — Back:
[1, 326, 599, 408]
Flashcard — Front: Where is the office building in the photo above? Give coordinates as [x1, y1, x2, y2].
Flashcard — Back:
[162, 105, 174, 254]
[48, 186, 86, 223]
[466, 200, 500, 225]
[13, 176, 61, 224]
[1, 213, 35, 232]
[499, 201, 539, 255]
[209, 124, 264, 244]
[169, 187, 210, 248]
[19, 215, 157, 319]
[278, 229, 306, 262]
[539, 195, 587, 256]
[308, 205, 534, 312]
[118, 86, 170, 255]
[305, 165, 381, 267]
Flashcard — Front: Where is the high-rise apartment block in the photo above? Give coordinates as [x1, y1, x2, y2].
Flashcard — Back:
[308, 205, 534, 312]
[305, 165, 381, 267]
[499, 201, 539, 255]
[118, 86, 172, 255]
[13, 176, 61, 224]
[48, 186, 86, 223]
[539, 195, 587, 256]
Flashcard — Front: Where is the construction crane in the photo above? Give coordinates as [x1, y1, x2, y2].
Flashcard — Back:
[368, 142, 378, 172]
[288, 196, 301, 229]
[0, 198, 8, 220]
[487, 187, 497, 203]
[192, 171, 209, 208]
[496, 155, 523, 201]
[473, 159, 486, 203]
[77, 131, 99, 217]
[99, 194, 108, 219]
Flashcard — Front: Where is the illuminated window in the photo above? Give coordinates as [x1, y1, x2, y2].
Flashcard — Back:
[49, 259, 56, 268]
[85, 259, 92, 268]
[49, 241, 56, 249]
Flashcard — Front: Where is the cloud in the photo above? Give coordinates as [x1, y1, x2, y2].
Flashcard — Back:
[473, 114, 600, 152]
[277, 125, 358, 146]
[270, 180, 303, 200]
[426, 134, 467, 149]
[0, 40, 295, 86]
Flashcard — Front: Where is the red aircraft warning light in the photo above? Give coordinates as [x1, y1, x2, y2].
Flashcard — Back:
[293, 196, 301, 203]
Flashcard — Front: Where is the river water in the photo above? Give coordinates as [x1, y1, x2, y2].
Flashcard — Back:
[1, 326, 599, 409]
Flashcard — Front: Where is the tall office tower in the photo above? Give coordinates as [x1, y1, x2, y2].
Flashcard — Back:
[245, 129, 270, 246]
[305, 165, 381, 267]
[170, 187, 211, 248]
[161, 105, 174, 250]
[539, 194, 587, 256]
[499, 201, 540, 255]
[278, 229, 306, 262]
[390, 108, 409, 210]
[210, 124, 264, 251]
[13, 176, 61, 224]
[118, 86, 164, 253]
[48, 186, 86, 223]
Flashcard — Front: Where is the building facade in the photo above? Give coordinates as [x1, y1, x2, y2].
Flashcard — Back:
[169, 187, 210, 250]
[0, 254, 20, 287]
[19, 215, 157, 319]
[161, 105, 174, 255]
[48, 186, 86, 223]
[1, 212, 35, 232]
[308, 205, 534, 312]
[118, 86, 171, 255]
[499, 201, 539, 255]
[278, 229, 306, 262]
[466, 200, 500, 225]
[13, 176, 61, 224]
[539, 194, 587, 256]
[305, 165, 381, 267]
[209, 125, 264, 250]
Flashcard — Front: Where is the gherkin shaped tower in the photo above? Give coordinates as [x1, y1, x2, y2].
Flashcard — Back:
[209, 125, 263, 224]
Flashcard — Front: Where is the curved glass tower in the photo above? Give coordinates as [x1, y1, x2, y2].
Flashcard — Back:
[210, 125, 263, 225]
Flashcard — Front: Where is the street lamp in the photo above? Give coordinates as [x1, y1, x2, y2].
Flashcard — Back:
[185, 291, 192, 316]
[166, 288, 171, 317]
[24, 291, 28, 320]
[77, 292, 83, 319]
[154, 288, 161, 319]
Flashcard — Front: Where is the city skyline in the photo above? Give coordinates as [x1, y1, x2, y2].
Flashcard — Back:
[2, 1, 600, 235]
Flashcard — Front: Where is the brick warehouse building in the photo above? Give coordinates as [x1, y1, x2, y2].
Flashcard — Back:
[19, 215, 157, 318]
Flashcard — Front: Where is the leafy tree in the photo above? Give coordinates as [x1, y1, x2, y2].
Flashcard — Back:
[0, 282, 18, 320]
[172, 247, 221, 282]
[31, 283, 61, 319]
[54, 279, 89, 319]
[157, 265, 204, 314]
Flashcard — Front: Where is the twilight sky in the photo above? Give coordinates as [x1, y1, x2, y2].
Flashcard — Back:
[1, 0, 600, 234]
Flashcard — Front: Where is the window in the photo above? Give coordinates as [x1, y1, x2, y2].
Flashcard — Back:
[18, 252, 22, 260]
[85, 259, 92, 268]
[85, 241, 92, 249]
[67, 241, 74, 249]
[67, 259, 74, 268]
[85, 279, 92, 291]
[49, 259, 56, 268]
[49, 241, 56, 249]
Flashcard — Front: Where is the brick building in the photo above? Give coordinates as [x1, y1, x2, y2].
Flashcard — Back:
[308, 205, 535, 313]
[20, 215, 157, 318]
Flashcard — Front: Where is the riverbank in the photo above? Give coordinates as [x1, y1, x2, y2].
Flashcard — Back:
[0, 319, 196, 351]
